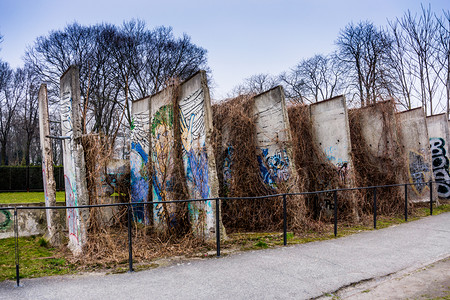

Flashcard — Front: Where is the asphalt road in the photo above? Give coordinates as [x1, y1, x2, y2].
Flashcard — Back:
[1, 212, 449, 300]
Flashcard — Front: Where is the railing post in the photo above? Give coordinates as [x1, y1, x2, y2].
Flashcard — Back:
[373, 187, 377, 229]
[215, 198, 220, 257]
[429, 180, 433, 216]
[14, 208, 20, 287]
[127, 204, 133, 272]
[404, 184, 408, 222]
[334, 190, 338, 237]
[283, 194, 287, 246]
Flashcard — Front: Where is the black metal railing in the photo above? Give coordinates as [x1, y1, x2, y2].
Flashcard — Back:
[1, 179, 445, 287]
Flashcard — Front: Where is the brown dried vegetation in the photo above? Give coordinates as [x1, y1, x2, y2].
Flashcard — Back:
[288, 104, 361, 223]
[212, 94, 308, 234]
[348, 101, 409, 216]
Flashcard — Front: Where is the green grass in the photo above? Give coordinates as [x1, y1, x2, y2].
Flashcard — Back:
[0, 236, 75, 281]
[0, 192, 65, 204]
[225, 203, 450, 251]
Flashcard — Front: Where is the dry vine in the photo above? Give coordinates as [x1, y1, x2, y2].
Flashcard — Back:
[212, 94, 308, 233]
[287, 104, 361, 223]
[348, 101, 409, 216]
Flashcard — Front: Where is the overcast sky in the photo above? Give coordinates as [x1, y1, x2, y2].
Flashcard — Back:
[0, 0, 448, 100]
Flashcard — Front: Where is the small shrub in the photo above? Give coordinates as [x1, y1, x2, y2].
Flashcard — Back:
[255, 241, 268, 248]
[38, 238, 48, 248]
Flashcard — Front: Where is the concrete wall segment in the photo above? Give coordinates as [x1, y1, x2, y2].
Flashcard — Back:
[426, 113, 450, 199]
[310, 95, 353, 172]
[38, 84, 60, 245]
[252, 86, 299, 192]
[59, 66, 89, 255]
[130, 96, 151, 223]
[397, 107, 435, 201]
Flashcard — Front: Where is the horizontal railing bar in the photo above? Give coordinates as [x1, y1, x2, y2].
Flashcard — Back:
[1, 180, 446, 211]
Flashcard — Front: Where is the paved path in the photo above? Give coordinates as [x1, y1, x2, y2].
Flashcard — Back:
[1, 212, 449, 300]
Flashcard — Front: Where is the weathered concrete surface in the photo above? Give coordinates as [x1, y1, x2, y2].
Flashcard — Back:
[427, 113, 450, 199]
[310, 96, 353, 175]
[310, 96, 357, 218]
[351, 101, 408, 191]
[38, 84, 60, 245]
[356, 101, 402, 159]
[0, 203, 66, 239]
[252, 86, 298, 192]
[130, 71, 221, 238]
[397, 108, 436, 202]
[59, 66, 89, 255]
[149, 87, 177, 231]
[2, 212, 449, 300]
[178, 71, 220, 239]
[130, 96, 151, 223]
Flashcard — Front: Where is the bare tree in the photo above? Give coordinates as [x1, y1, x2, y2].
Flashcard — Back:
[386, 20, 416, 110]
[435, 10, 450, 115]
[397, 5, 440, 115]
[0, 63, 20, 165]
[336, 21, 392, 107]
[280, 54, 348, 104]
[230, 73, 279, 97]
[25, 21, 208, 142]
[17, 65, 40, 165]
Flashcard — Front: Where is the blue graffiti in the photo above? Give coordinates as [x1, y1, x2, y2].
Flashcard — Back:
[130, 141, 149, 222]
[186, 147, 210, 199]
[257, 148, 290, 188]
[223, 145, 233, 193]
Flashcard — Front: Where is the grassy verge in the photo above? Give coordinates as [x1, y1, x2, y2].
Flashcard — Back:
[0, 236, 75, 281]
[0, 192, 65, 204]
[224, 203, 450, 251]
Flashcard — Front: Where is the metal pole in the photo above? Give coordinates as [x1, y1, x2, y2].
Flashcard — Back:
[14, 208, 20, 287]
[334, 190, 338, 237]
[283, 194, 287, 246]
[127, 204, 133, 272]
[404, 184, 408, 222]
[373, 187, 377, 229]
[429, 181, 433, 216]
[215, 199, 220, 257]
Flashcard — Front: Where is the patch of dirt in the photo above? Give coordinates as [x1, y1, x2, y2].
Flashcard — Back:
[322, 257, 450, 299]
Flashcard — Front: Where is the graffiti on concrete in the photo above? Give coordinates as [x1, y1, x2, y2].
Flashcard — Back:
[0, 210, 12, 230]
[223, 145, 233, 193]
[337, 162, 349, 184]
[151, 104, 176, 225]
[130, 110, 150, 223]
[408, 151, 430, 195]
[430, 137, 450, 198]
[64, 176, 80, 242]
[60, 94, 74, 139]
[179, 88, 213, 226]
[60, 91, 82, 247]
[324, 146, 350, 184]
[323, 199, 335, 210]
[257, 148, 290, 188]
